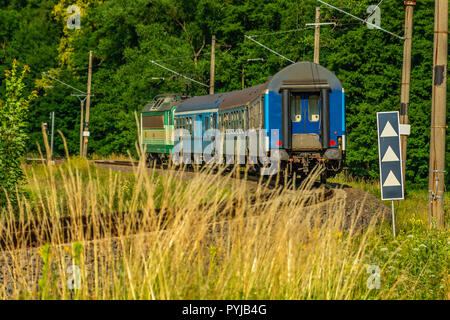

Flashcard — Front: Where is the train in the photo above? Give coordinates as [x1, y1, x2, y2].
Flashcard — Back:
[141, 61, 345, 180]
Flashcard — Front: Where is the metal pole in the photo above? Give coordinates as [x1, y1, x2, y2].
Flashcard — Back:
[391, 200, 396, 237]
[83, 50, 93, 157]
[428, 0, 448, 229]
[210, 35, 216, 95]
[50, 111, 55, 160]
[79, 99, 84, 156]
[400, 1, 416, 187]
[314, 7, 321, 64]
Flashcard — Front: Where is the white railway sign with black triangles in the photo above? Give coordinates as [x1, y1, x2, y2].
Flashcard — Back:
[377, 111, 404, 200]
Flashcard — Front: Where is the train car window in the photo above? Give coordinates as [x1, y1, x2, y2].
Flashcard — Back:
[238, 110, 241, 129]
[230, 112, 233, 129]
[142, 115, 164, 129]
[188, 117, 192, 134]
[308, 95, 320, 122]
[244, 109, 248, 130]
[237, 110, 240, 129]
[290, 95, 302, 122]
[240, 112, 242, 130]
[205, 117, 209, 130]
[189, 117, 192, 134]
[251, 103, 257, 129]
[239, 110, 242, 129]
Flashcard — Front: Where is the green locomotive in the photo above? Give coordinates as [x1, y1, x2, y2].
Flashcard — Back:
[140, 94, 187, 164]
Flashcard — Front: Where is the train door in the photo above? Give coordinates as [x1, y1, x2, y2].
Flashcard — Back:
[289, 92, 322, 150]
[303, 93, 321, 135]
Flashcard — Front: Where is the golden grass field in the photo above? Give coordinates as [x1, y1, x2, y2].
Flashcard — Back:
[0, 150, 447, 300]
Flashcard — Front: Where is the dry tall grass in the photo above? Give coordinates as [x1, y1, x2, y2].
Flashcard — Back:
[0, 145, 396, 300]
[2, 127, 444, 300]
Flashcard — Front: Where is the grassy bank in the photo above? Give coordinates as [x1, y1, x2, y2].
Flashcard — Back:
[0, 159, 448, 300]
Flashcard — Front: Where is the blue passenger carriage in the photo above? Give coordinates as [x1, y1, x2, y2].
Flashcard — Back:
[173, 92, 229, 163]
[157, 61, 345, 180]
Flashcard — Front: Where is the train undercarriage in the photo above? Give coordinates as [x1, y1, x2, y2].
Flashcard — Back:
[145, 148, 344, 184]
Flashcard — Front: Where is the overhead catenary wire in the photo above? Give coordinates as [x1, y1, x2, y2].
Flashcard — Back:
[244, 35, 295, 64]
[149, 60, 209, 88]
[366, 0, 385, 19]
[154, 52, 211, 63]
[249, 27, 313, 38]
[316, 0, 405, 40]
[42, 72, 86, 95]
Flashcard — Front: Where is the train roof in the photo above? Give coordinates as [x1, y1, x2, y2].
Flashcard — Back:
[219, 82, 268, 111]
[172, 61, 342, 115]
[267, 61, 343, 92]
[142, 94, 187, 113]
[175, 92, 230, 114]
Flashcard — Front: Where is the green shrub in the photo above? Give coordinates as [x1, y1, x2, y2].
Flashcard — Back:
[0, 59, 37, 206]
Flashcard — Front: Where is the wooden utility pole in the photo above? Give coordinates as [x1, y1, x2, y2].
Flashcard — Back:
[82, 50, 93, 157]
[79, 98, 84, 156]
[400, 1, 416, 184]
[428, 0, 448, 229]
[210, 35, 216, 95]
[314, 7, 321, 64]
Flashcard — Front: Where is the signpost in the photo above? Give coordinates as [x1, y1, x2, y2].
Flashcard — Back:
[377, 111, 404, 237]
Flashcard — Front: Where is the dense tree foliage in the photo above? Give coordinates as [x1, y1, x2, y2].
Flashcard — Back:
[0, 0, 448, 186]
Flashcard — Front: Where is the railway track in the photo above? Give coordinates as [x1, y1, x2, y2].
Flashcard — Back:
[0, 186, 334, 252]
[4, 158, 335, 251]
[93, 159, 332, 191]
[93, 159, 139, 166]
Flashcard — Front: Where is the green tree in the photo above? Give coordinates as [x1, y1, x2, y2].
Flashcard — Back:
[1, 0, 447, 186]
[0, 59, 37, 205]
